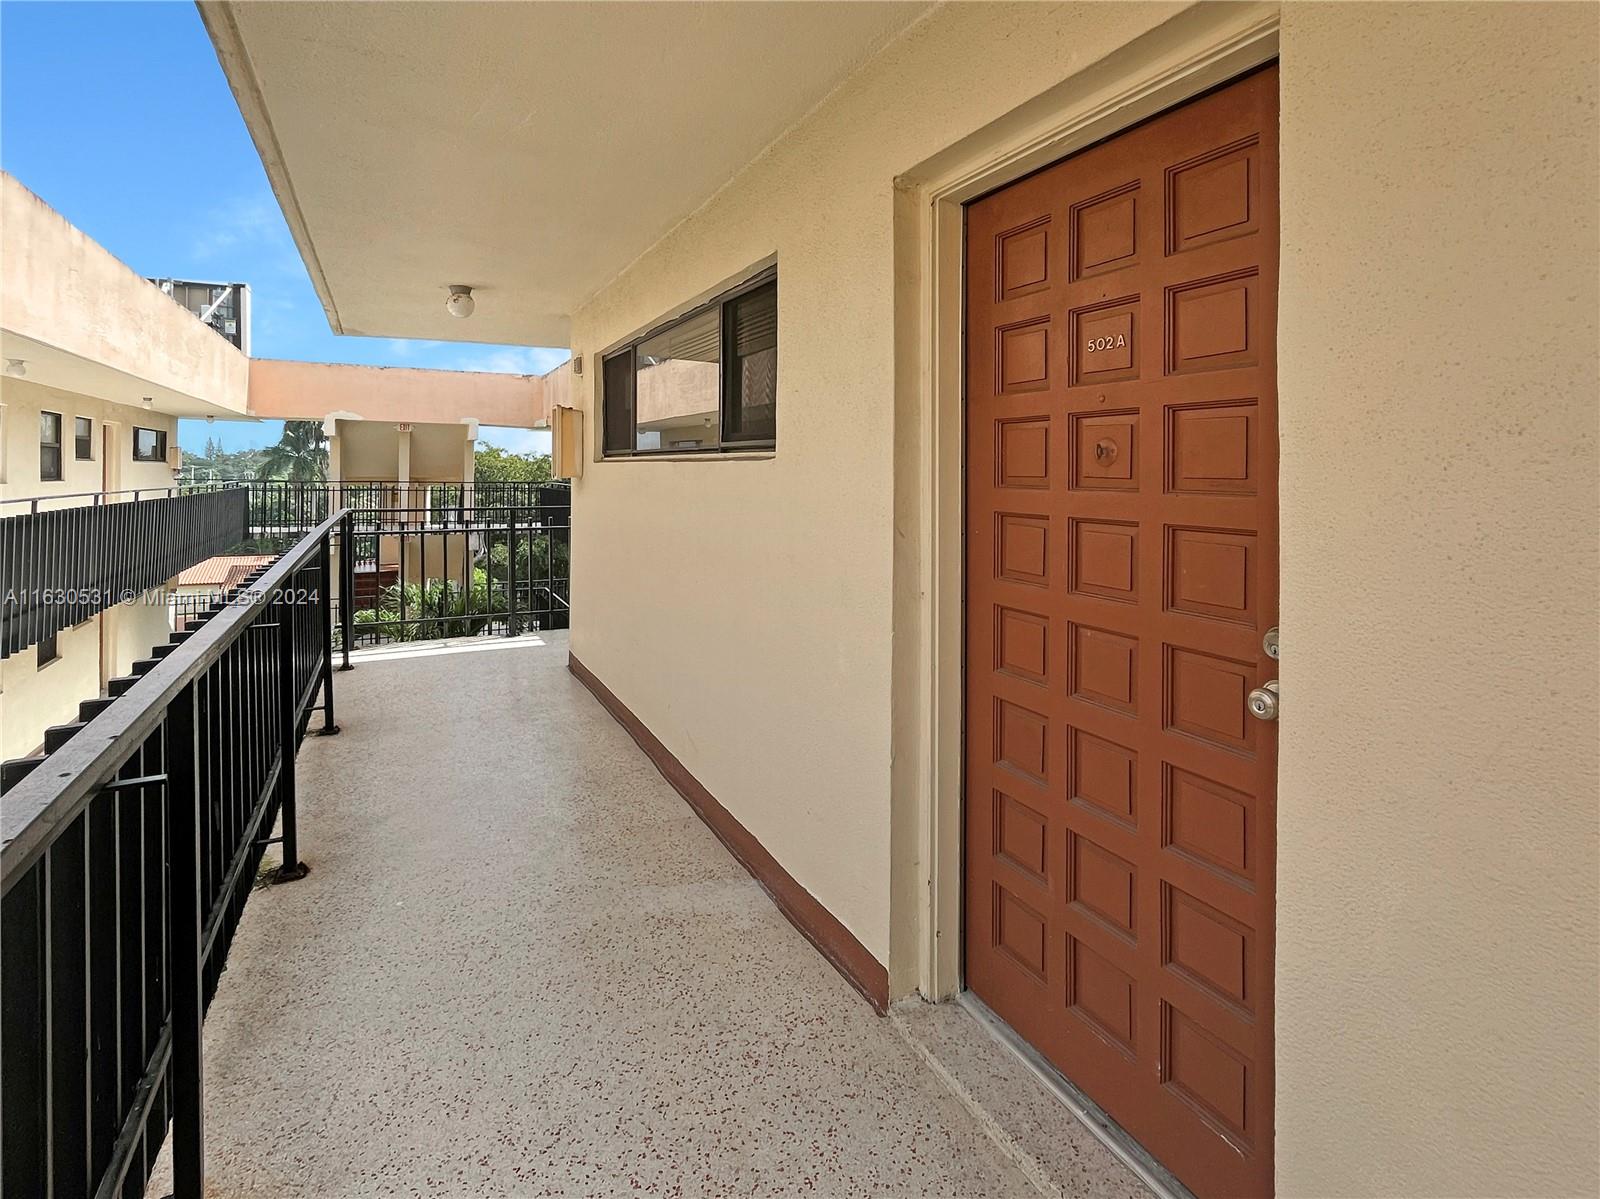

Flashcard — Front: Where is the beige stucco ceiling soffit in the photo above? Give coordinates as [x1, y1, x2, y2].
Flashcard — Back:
[198, 1, 345, 336]
[196, 1, 930, 348]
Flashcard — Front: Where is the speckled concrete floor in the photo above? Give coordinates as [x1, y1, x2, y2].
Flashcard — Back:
[162, 632, 1065, 1198]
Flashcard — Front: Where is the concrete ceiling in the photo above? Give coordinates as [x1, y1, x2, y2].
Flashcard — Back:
[0, 332, 254, 421]
[202, 1, 928, 348]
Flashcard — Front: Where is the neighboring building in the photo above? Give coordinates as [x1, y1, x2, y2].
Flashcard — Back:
[169, 552, 275, 629]
[0, 171, 557, 761]
[197, 4, 1600, 1199]
[0, 173, 250, 759]
[148, 277, 252, 354]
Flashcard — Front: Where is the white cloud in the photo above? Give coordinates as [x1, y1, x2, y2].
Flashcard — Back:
[190, 195, 300, 275]
[453, 345, 569, 376]
[479, 427, 553, 455]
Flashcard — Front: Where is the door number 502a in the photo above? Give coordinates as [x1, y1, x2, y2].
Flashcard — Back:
[1086, 334, 1128, 353]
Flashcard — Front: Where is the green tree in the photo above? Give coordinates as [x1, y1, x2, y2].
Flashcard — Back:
[257, 420, 328, 483]
[474, 443, 551, 484]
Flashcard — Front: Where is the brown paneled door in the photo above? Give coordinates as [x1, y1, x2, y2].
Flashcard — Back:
[964, 67, 1278, 1199]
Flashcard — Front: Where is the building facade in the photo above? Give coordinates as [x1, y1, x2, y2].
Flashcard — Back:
[0, 172, 553, 761]
[75, 1, 1600, 1194]
[0, 173, 252, 758]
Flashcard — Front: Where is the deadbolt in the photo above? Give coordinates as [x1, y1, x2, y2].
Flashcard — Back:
[1247, 680, 1280, 722]
[1263, 626, 1280, 660]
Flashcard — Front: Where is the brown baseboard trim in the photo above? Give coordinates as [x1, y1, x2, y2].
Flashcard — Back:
[568, 651, 889, 1014]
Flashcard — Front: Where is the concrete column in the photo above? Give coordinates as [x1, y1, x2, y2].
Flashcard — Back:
[396, 424, 412, 526]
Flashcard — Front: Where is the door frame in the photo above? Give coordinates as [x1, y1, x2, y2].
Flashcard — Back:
[101, 419, 122, 494]
[895, 2, 1282, 1003]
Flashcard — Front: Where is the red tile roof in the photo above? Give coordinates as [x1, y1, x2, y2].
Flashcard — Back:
[172, 554, 275, 590]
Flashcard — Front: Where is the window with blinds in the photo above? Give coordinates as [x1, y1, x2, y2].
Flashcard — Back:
[600, 269, 777, 456]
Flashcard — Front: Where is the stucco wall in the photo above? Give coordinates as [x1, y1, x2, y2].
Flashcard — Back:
[1274, 4, 1599, 1195]
[568, 2, 1596, 1195]
[569, 0, 1187, 964]
[0, 590, 172, 762]
[105, 588, 172, 681]
[0, 618, 99, 761]
[0, 173, 248, 415]
[248, 357, 544, 428]
[0, 377, 178, 501]
[0, 378, 185, 759]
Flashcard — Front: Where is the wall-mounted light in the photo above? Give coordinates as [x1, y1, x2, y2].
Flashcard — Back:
[446, 284, 476, 319]
[206, 415, 216, 424]
[142, 396, 154, 409]
[4, 359, 25, 377]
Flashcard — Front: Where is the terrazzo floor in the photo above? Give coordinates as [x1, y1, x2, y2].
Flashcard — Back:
[154, 631, 1140, 1198]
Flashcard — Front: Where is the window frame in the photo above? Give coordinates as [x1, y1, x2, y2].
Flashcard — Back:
[39, 410, 63, 482]
[132, 425, 167, 463]
[600, 267, 777, 458]
[74, 416, 94, 461]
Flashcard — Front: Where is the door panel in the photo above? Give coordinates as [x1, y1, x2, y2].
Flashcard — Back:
[964, 67, 1278, 1199]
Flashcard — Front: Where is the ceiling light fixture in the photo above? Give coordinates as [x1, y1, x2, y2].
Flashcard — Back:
[4, 359, 25, 377]
[446, 284, 476, 319]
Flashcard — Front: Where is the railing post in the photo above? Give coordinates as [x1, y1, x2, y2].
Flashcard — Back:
[317, 532, 340, 734]
[274, 593, 310, 882]
[338, 511, 354, 670]
[506, 512, 519, 638]
[166, 681, 206, 1199]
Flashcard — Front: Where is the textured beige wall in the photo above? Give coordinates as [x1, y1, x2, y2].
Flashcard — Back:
[105, 588, 172, 681]
[333, 419, 471, 482]
[248, 357, 545, 428]
[0, 591, 173, 761]
[569, 0, 1187, 965]
[1275, 4, 1599, 1195]
[0, 378, 178, 501]
[0, 618, 99, 760]
[0, 173, 249, 416]
[568, 2, 1596, 1193]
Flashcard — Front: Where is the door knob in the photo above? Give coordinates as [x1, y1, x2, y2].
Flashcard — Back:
[1247, 680, 1279, 721]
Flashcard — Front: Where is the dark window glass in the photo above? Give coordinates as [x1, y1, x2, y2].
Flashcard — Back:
[635, 306, 720, 453]
[39, 410, 62, 481]
[74, 416, 93, 460]
[37, 631, 58, 668]
[724, 280, 777, 445]
[601, 270, 777, 457]
[602, 347, 635, 455]
[133, 426, 167, 462]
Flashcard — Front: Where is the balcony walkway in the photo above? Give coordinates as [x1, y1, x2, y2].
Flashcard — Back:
[165, 632, 1146, 1197]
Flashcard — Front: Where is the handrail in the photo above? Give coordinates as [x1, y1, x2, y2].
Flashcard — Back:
[0, 506, 349, 893]
[0, 481, 246, 512]
[0, 486, 252, 658]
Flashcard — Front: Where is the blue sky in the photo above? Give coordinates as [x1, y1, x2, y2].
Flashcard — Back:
[0, 0, 562, 455]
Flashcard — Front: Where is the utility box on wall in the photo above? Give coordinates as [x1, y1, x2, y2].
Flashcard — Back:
[551, 405, 583, 480]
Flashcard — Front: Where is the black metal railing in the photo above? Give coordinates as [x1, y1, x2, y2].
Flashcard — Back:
[339, 495, 569, 646]
[0, 486, 240, 516]
[177, 480, 567, 539]
[0, 488, 250, 660]
[0, 509, 351, 1199]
